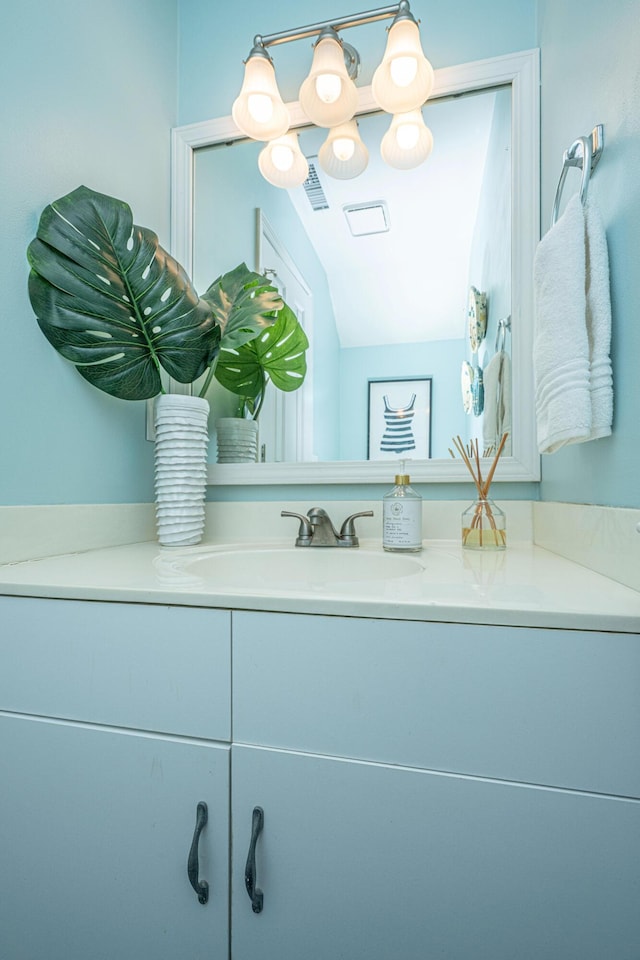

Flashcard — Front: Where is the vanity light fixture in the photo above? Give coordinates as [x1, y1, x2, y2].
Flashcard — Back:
[232, 0, 434, 188]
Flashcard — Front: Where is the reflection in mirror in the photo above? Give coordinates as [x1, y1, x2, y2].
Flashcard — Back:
[195, 86, 511, 463]
[172, 51, 540, 484]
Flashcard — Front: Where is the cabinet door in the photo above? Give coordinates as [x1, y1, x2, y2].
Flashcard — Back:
[231, 745, 640, 960]
[0, 714, 229, 960]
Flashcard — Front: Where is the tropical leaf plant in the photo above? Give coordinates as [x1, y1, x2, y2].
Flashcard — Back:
[195, 262, 284, 398]
[27, 185, 219, 400]
[212, 303, 309, 420]
[27, 186, 285, 402]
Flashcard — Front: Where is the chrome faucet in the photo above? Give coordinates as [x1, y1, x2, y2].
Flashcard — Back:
[281, 508, 374, 547]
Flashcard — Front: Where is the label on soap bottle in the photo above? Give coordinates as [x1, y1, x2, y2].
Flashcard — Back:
[383, 497, 422, 549]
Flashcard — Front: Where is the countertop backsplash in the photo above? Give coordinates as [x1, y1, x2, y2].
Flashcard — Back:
[1, 500, 638, 595]
[533, 501, 640, 592]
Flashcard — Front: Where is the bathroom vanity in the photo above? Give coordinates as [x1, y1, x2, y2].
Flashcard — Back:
[0, 538, 639, 960]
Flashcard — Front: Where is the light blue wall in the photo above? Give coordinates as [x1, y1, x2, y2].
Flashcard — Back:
[536, 0, 640, 508]
[1, 0, 178, 506]
[179, 0, 538, 502]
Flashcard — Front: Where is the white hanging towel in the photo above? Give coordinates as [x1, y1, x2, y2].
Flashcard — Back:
[585, 197, 614, 439]
[482, 349, 511, 455]
[534, 195, 590, 453]
[533, 193, 613, 454]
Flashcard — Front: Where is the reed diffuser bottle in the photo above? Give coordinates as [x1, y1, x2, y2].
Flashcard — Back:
[449, 433, 509, 551]
[461, 497, 506, 550]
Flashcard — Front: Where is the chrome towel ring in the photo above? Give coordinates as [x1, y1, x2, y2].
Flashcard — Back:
[550, 124, 604, 226]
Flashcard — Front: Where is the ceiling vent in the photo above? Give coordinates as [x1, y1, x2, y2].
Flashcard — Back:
[343, 201, 390, 237]
[302, 158, 329, 211]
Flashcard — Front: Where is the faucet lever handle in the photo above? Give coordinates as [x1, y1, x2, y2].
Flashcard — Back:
[281, 510, 313, 545]
[339, 510, 374, 545]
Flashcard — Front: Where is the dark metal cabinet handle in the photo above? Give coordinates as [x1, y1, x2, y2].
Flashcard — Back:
[245, 806, 264, 913]
[187, 801, 209, 905]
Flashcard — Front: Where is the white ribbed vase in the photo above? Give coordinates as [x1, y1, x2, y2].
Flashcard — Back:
[154, 395, 209, 546]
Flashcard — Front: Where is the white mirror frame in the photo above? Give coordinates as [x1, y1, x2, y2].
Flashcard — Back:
[171, 49, 540, 486]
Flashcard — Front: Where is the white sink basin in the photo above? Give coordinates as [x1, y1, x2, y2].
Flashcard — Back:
[177, 547, 425, 590]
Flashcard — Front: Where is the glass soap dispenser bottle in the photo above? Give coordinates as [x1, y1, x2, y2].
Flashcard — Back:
[383, 462, 423, 553]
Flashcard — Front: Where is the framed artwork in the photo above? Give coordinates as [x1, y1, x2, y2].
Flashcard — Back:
[367, 377, 432, 461]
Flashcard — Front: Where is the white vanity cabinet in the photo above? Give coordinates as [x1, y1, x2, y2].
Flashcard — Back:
[1, 596, 639, 960]
[0, 597, 232, 960]
[230, 611, 640, 960]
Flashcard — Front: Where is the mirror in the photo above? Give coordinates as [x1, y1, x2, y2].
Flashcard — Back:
[171, 50, 540, 485]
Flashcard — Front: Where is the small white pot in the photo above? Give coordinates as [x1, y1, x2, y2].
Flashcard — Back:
[154, 394, 209, 546]
[216, 417, 258, 463]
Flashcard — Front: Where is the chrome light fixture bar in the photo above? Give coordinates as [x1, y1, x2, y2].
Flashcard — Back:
[232, 0, 434, 189]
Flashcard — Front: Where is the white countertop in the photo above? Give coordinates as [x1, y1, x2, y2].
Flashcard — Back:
[0, 537, 638, 632]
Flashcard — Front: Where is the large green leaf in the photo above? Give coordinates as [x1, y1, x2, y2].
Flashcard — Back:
[27, 185, 220, 400]
[200, 262, 283, 351]
[213, 304, 308, 413]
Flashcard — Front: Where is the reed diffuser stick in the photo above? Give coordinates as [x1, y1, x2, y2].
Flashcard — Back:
[480, 431, 508, 498]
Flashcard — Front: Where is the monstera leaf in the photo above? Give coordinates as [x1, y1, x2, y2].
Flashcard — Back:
[27, 185, 221, 400]
[213, 304, 309, 418]
[200, 262, 283, 350]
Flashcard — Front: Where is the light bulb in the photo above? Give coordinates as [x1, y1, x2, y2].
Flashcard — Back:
[396, 122, 420, 151]
[299, 30, 358, 127]
[232, 51, 290, 141]
[390, 56, 418, 88]
[332, 137, 355, 162]
[315, 73, 342, 104]
[318, 120, 368, 179]
[247, 93, 274, 124]
[258, 132, 309, 188]
[381, 109, 433, 170]
[372, 17, 434, 114]
[270, 144, 294, 172]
